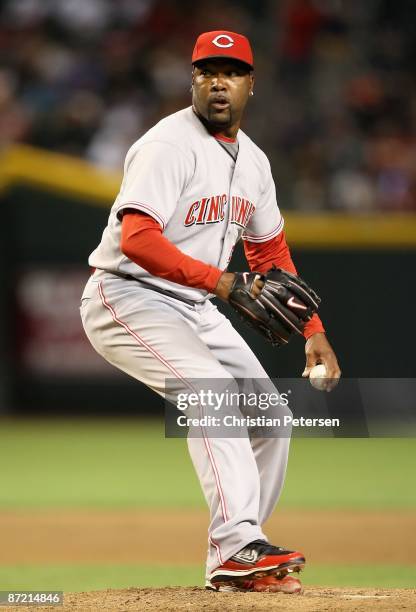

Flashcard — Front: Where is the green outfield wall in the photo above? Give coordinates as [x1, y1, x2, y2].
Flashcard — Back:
[1, 146, 415, 413]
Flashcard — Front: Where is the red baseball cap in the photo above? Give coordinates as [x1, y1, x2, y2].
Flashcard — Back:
[192, 30, 254, 70]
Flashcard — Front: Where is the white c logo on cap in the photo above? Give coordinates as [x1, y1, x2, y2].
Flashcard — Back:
[212, 34, 234, 48]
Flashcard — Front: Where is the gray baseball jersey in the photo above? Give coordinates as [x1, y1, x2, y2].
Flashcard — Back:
[89, 106, 284, 301]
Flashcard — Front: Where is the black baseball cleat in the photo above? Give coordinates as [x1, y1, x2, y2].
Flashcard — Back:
[208, 539, 305, 590]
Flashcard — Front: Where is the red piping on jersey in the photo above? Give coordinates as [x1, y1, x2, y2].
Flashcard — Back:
[244, 231, 325, 339]
[242, 217, 284, 242]
[97, 280, 229, 529]
[214, 134, 236, 143]
[209, 535, 223, 565]
[117, 201, 167, 229]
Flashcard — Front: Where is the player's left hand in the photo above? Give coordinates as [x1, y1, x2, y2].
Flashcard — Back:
[215, 271, 264, 301]
[302, 332, 341, 391]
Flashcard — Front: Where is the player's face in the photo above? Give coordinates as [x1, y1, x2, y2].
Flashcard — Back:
[192, 59, 254, 133]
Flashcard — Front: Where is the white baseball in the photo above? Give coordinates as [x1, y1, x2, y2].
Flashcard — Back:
[309, 364, 328, 391]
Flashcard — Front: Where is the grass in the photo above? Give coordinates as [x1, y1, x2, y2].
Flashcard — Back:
[0, 419, 415, 592]
[0, 418, 415, 509]
[0, 563, 415, 592]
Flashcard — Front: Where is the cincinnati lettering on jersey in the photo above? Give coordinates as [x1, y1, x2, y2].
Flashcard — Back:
[184, 194, 255, 227]
[230, 196, 256, 228]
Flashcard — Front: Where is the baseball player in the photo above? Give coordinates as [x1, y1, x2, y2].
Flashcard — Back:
[80, 30, 340, 594]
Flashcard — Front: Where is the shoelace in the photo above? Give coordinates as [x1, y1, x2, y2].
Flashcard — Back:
[242, 539, 290, 556]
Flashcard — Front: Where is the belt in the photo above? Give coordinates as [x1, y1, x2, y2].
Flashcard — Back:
[91, 267, 198, 307]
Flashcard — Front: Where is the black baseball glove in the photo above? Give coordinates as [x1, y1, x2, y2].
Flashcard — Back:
[228, 267, 321, 346]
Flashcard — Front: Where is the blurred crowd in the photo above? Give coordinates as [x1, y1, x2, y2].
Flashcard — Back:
[0, 0, 415, 211]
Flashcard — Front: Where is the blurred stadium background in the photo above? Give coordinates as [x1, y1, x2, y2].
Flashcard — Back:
[0, 0, 415, 595]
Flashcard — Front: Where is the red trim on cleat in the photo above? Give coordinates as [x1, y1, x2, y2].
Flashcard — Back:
[253, 574, 302, 594]
[209, 554, 305, 583]
[205, 574, 302, 594]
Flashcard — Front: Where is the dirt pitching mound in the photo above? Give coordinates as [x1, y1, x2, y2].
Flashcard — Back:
[11, 586, 416, 611]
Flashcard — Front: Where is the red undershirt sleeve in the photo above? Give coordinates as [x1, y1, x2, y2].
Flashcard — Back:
[243, 231, 325, 340]
[120, 211, 222, 293]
